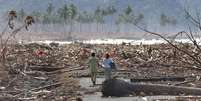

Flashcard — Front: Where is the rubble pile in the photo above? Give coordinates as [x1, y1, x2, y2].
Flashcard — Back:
[0, 43, 82, 101]
[0, 42, 201, 100]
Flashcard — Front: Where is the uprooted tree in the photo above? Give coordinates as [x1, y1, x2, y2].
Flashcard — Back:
[0, 10, 34, 67]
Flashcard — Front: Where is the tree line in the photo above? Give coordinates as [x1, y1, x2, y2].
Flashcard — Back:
[16, 3, 177, 34]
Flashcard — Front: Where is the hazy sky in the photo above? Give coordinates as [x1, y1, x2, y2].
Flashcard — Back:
[0, 0, 200, 40]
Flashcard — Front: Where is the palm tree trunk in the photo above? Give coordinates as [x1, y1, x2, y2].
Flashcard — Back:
[96, 22, 99, 33]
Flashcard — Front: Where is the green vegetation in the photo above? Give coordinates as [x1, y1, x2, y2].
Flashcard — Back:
[15, 3, 178, 35]
[17, 3, 145, 26]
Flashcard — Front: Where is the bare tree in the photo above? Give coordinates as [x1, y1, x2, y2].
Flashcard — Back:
[134, 9, 201, 69]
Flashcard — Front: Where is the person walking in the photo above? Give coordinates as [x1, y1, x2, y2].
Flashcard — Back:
[87, 52, 98, 86]
[102, 53, 116, 80]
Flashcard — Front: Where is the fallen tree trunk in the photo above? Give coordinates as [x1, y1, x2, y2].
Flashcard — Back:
[173, 80, 195, 86]
[102, 79, 201, 97]
[29, 65, 65, 72]
[130, 76, 185, 82]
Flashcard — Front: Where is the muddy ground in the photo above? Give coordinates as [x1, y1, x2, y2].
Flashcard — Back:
[1, 42, 201, 100]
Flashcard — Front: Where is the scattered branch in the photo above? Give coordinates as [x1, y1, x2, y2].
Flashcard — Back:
[134, 24, 201, 67]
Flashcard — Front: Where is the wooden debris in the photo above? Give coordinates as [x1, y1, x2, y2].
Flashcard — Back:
[4, 42, 201, 100]
[102, 79, 201, 97]
[30, 82, 63, 91]
[176, 96, 201, 100]
[130, 76, 186, 82]
[173, 80, 195, 86]
[29, 65, 65, 72]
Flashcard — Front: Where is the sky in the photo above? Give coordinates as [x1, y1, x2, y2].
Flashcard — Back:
[0, 0, 201, 40]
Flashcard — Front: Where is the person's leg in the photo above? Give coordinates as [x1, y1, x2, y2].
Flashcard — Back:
[93, 72, 96, 85]
[91, 72, 96, 86]
[91, 73, 94, 85]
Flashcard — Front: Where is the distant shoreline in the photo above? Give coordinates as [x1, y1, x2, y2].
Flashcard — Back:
[19, 38, 200, 45]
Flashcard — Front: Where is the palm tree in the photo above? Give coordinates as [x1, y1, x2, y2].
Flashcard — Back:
[134, 13, 144, 24]
[57, 3, 78, 40]
[57, 4, 69, 24]
[160, 13, 169, 26]
[77, 11, 94, 33]
[47, 3, 54, 15]
[116, 5, 145, 33]
[31, 11, 42, 32]
[116, 5, 134, 33]
[67, 4, 78, 36]
[31, 11, 42, 22]
[42, 3, 55, 24]
[160, 13, 177, 26]
[18, 8, 26, 21]
[94, 6, 104, 33]
[103, 5, 117, 33]
[57, 4, 70, 39]
[160, 13, 177, 32]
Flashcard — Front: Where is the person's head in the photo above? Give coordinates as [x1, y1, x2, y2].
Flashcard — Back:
[105, 53, 110, 59]
[91, 52, 95, 57]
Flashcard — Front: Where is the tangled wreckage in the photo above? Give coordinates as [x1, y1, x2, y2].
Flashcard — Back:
[0, 42, 201, 100]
